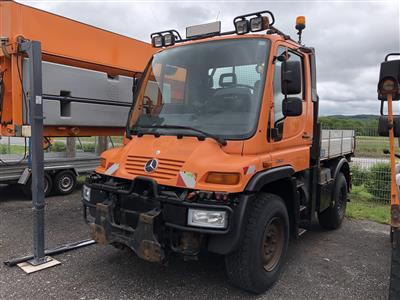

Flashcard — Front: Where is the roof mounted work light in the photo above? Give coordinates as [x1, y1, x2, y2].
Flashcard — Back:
[163, 33, 175, 46]
[234, 19, 249, 35]
[250, 16, 270, 32]
[151, 35, 163, 48]
[150, 30, 182, 48]
[233, 10, 274, 35]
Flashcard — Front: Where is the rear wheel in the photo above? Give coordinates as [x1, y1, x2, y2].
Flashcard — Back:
[22, 173, 53, 198]
[318, 172, 347, 230]
[390, 228, 400, 299]
[53, 170, 76, 195]
[225, 193, 289, 294]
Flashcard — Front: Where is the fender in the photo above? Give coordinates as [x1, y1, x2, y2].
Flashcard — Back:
[329, 157, 351, 190]
[245, 165, 295, 192]
[207, 166, 296, 255]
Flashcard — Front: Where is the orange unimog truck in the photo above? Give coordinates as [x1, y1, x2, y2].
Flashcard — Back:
[82, 11, 354, 293]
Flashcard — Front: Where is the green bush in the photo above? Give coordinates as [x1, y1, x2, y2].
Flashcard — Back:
[77, 143, 96, 152]
[0, 144, 8, 154]
[350, 165, 370, 187]
[51, 141, 66, 152]
[82, 143, 95, 152]
[364, 163, 391, 202]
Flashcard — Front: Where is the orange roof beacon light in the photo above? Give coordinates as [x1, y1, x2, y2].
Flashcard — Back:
[295, 16, 306, 44]
[81, 9, 357, 294]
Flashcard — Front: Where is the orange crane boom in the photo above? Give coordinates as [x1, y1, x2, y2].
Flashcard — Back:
[0, 0, 156, 137]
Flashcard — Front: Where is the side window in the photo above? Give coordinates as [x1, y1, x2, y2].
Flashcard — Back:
[273, 47, 303, 123]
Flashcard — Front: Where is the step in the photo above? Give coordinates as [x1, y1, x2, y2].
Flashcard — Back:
[297, 228, 307, 237]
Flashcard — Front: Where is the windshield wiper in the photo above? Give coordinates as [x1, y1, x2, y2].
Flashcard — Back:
[134, 125, 227, 146]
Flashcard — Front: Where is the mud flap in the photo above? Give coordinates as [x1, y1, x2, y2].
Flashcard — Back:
[90, 203, 111, 245]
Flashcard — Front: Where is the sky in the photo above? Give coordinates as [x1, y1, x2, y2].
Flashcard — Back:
[17, 0, 400, 116]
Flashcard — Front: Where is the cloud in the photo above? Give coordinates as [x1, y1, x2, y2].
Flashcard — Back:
[16, 0, 400, 115]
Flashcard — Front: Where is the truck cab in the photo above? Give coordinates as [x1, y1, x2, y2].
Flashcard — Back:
[82, 11, 353, 294]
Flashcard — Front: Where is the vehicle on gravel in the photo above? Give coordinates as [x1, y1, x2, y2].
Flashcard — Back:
[82, 11, 354, 293]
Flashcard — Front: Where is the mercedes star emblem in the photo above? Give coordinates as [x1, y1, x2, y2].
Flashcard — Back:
[144, 158, 158, 173]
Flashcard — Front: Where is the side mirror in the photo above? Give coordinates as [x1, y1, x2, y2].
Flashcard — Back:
[282, 97, 302, 117]
[281, 60, 301, 95]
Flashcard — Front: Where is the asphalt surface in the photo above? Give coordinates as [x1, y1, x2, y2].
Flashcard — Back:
[0, 185, 391, 299]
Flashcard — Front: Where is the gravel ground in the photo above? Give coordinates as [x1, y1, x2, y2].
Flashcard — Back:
[0, 185, 391, 299]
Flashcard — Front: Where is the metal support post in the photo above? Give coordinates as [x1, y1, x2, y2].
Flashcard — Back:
[18, 40, 47, 266]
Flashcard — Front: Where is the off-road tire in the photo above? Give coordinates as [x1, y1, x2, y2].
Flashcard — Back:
[390, 228, 400, 299]
[318, 172, 347, 230]
[53, 170, 76, 195]
[22, 173, 53, 198]
[225, 193, 289, 294]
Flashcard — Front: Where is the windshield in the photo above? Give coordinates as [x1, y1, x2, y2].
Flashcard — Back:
[128, 38, 270, 139]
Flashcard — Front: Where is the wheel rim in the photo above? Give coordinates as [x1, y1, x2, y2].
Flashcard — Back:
[59, 175, 73, 192]
[262, 217, 284, 272]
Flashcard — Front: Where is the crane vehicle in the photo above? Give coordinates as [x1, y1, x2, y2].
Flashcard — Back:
[82, 11, 355, 293]
[377, 53, 400, 299]
[0, 1, 155, 196]
[0, 0, 154, 268]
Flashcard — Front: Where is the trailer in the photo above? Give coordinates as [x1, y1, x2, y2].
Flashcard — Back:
[0, 151, 99, 196]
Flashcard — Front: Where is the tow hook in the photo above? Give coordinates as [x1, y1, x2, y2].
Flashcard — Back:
[90, 203, 165, 263]
[132, 208, 165, 263]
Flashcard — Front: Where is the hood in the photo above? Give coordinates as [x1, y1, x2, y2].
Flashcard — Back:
[98, 135, 266, 192]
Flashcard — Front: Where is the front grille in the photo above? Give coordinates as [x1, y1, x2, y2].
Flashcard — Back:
[125, 155, 184, 180]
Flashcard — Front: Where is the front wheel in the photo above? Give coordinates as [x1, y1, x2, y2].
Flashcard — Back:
[225, 193, 289, 294]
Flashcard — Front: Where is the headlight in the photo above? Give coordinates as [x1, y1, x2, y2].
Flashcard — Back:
[82, 185, 91, 201]
[187, 209, 228, 229]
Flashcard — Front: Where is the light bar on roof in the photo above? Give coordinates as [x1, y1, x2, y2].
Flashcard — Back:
[186, 21, 221, 38]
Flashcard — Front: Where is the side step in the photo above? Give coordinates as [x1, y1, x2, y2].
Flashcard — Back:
[297, 228, 307, 237]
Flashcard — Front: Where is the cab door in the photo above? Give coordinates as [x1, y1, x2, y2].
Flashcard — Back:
[269, 44, 311, 171]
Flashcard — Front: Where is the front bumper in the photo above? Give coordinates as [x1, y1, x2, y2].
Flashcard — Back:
[82, 176, 242, 261]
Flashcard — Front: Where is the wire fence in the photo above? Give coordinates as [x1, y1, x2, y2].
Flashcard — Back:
[323, 126, 393, 204]
[0, 129, 394, 203]
[0, 136, 122, 156]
